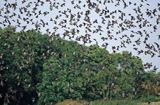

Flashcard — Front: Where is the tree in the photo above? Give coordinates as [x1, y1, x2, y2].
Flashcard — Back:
[0, 27, 51, 105]
[112, 51, 145, 99]
[0, 27, 159, 104]
[37, 40, 87, 104]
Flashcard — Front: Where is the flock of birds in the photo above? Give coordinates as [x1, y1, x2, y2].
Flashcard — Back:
[0, 0, 160, 70]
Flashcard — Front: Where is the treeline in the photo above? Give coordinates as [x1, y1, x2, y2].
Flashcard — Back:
[0, 27, 160, 105]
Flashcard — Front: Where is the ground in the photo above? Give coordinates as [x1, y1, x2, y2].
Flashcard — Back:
[55, 99, 89, 105]
[140, 102, 160, 105]
[55, 99, 160, 105]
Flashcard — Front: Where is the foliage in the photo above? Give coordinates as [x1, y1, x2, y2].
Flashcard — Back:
[0, 27, 51, 105]
[0, 27, 159, 105]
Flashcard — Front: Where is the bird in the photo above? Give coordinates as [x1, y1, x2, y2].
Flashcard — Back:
[0, 0, 160, 85]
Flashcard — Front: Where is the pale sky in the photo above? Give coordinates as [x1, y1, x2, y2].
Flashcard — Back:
[0, 0, 160, 71]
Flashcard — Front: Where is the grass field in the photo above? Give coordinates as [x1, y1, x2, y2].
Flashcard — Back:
[91, 100, 160, 105]
[140, 102, 160, 105]
[56, 99, 160, 105]
[90, 100, 139, 105]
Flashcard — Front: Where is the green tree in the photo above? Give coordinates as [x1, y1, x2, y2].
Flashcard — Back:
[0, 27, 52, 105]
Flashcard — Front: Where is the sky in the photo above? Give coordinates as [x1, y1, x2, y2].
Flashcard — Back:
[0, 0, 160, 71]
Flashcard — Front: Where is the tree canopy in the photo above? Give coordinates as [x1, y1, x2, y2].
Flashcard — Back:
[0, 27, 159, 105]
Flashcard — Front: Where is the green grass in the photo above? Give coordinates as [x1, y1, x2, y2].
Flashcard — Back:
[90, 100, 139, 105]
[139, 95, 160, 102]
